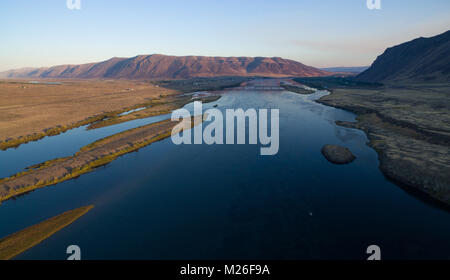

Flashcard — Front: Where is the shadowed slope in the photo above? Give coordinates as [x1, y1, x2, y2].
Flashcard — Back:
[355, 30, 450, 83]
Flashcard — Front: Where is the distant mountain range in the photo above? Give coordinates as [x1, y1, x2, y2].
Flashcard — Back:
[4, 30, 448, 82]
[321, 66, 369, 74]
[356, 30, 450, 83]
[0, 54, 331, 80]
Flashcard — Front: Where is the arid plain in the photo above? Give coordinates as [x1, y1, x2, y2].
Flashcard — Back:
[0, 80, 175, 142]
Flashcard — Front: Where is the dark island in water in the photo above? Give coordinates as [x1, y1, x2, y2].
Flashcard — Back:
[321, 145, 356, 164]
[301, 30, 450, 206]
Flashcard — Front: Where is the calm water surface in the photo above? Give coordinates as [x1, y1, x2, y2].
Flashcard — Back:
[0, 113, 171, 178]
[1, 81, 449, 259]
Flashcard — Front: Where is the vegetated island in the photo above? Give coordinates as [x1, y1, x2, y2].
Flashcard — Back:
[280, 80, 315, 94]
[87, 94, 220, 130]
[0, 205, 93, 260]
[0, 116, 202, 203]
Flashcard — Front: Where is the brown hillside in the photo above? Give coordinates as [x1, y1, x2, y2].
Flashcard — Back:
[0, 54, 331, 79]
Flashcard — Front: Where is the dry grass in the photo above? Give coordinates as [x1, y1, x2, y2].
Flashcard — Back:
[0, 205, 93, 260]
[318, 83, 450, 204]
[0, 116, 203, 202]
[87, 95, 220, 130]
[0, 79, 177, 143]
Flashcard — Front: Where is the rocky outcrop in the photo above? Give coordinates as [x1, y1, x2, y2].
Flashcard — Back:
[321, 145, 356, 164]
[318, 86, 450, 205]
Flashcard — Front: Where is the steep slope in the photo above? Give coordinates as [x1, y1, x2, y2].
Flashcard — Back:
[355, 30, 450, 83]
[0, 54, 331, 79]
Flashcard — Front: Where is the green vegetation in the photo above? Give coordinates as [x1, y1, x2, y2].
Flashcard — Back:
[0, 205, 93, 260]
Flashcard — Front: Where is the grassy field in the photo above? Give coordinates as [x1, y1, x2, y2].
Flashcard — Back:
[0, 205, 93, 260]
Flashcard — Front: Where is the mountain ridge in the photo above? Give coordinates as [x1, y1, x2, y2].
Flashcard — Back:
[0, 54, 331, 80]
[355, 30, 450, 83]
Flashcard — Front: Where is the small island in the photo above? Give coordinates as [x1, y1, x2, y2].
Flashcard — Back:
[280, 81, 315, 95]
[321, 144, 356, 164]
[0, 205, 93, 260]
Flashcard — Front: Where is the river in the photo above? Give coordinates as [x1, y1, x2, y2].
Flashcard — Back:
[1, 79, 449, 259]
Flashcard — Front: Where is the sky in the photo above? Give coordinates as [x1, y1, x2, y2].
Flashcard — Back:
[0, 0, 449, 71]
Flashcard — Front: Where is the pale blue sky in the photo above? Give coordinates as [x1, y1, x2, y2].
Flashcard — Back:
[0, 0, 449, 71]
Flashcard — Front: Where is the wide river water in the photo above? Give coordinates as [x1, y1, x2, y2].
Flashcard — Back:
[1, 80, 449, 259]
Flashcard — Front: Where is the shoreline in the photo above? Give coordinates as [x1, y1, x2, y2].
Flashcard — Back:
[0, 116, 202, 203]
[0, 95, 220, 151]
[0, 78, 241, 151]
[0, 205, 93, 260]
[316, 87, 450, 205]
[86, 95, 220, 130]
[3, 77, 448, 206]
